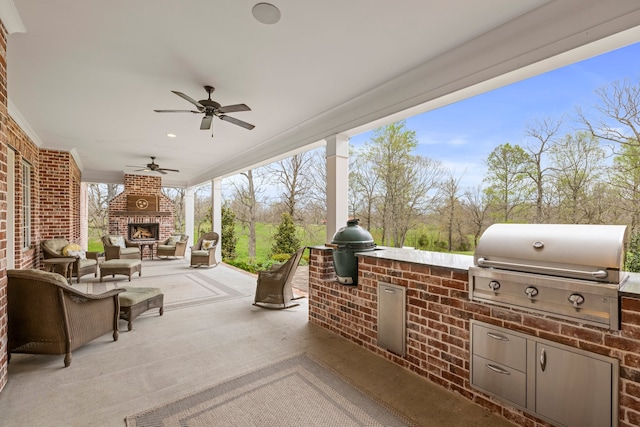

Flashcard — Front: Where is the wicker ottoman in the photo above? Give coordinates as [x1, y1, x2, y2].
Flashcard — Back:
[118, 286, 164, 331]
[100, 259, 142, 282]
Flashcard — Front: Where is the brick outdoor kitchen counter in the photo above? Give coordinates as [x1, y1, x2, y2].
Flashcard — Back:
[307, 246, 640, 427]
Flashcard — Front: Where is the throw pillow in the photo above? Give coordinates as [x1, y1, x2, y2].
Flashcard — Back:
[165, 236, 177, 246]
[62, 243, 82, 256]
[110, 236, 126, 248]
[67, 249, 87, 260]
[202, 239, 215, 250]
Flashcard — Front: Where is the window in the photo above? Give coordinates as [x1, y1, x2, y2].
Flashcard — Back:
[22, 161, 31, 249]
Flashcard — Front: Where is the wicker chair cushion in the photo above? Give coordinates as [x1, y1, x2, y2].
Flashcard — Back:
[191, 250, 209, 256]
[77, 258, 97, 268]
[119, 247, 140, 256]
[118, 286, 162, 307]
[101, 259, 141, 268]
[157, 244, 175, 251]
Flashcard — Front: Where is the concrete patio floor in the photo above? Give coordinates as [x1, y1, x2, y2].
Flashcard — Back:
[0, 258, 514, 427]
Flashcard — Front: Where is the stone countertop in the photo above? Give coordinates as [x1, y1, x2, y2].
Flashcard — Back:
[619, 272, 640, 297]
[347, 246, 640, 298]
[355, 247, 474, 271]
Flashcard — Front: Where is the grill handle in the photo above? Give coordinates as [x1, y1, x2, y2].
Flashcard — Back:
[476, 258, 608, 280]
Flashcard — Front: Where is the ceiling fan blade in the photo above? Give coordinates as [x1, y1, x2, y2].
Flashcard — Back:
[200, 115, 213, 130]
[217, 104, 251, 113]
[158, 168, 180, 173]
[171, 91, 204, 110]
[220, 115, 255, 130]
[154, 109, 201, 113]
[158, 169, 168, 175]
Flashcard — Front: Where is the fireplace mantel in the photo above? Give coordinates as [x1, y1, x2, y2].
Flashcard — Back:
[112, 211, 172, 216]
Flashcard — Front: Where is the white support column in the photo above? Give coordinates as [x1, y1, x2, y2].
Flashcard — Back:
[325, 134, 349, 243]
[185, 187, 194, 250]
[79, 182, 88, 250]
[212, 178, 222, 262]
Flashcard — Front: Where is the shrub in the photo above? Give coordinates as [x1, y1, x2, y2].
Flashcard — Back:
[271, 212, 301, 256]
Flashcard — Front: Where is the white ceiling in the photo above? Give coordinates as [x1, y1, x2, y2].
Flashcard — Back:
[5, 0, 640, 188]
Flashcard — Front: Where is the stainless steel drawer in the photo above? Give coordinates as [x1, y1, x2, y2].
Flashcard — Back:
[472, 355, 527, 408]
[472, 323, 527, 372]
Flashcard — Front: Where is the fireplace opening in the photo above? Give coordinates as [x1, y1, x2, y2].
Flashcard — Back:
[128, 223, 159, 241]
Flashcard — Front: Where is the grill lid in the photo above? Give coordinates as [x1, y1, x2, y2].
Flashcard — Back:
[474, 224, 627, 283]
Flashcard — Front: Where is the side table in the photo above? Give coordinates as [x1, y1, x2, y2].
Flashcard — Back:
[138, 241, 156, 260]
[43, 258, 74, 284]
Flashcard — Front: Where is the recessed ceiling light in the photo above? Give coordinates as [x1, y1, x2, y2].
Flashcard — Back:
[252, 3, 281, 25]
[167, 133, 176, 138]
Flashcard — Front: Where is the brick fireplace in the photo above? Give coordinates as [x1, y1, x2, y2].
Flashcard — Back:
[108, 174, 175, 257]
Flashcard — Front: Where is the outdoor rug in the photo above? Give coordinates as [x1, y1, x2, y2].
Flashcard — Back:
[79, 267, 251, 312]
[125, 353, 416, 427]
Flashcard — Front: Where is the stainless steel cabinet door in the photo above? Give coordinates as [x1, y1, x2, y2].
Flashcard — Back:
[377, 282, 406, 356]
[535, 342, 613, 427]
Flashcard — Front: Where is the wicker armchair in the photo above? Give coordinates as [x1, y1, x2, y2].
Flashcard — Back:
[41, 238, 99, 283]
[253, 247, 306, 309]
[7, 269, 124, 367]
[190, 232, 219, 267]
[156, 234, 189, 259]
[101, 235, 141, 261]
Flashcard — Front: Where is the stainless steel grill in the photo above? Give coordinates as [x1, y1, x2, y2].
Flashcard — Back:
[469, 224, 627, 330]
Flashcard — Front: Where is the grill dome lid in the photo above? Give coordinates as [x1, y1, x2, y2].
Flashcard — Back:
[331, 219, 374, 245]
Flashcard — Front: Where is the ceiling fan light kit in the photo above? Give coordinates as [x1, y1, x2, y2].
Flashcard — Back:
[154, 85, 255, 131]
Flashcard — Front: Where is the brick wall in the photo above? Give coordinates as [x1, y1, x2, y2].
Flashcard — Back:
[0, 18, 7, 394]
[309, 247, 640, 427]
[38, 149, 81, 243]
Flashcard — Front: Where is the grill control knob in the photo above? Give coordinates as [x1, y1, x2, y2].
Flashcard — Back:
[525, 287, 538, 299]
[568, 293, 585, 308]
[488, 281, 500, 292]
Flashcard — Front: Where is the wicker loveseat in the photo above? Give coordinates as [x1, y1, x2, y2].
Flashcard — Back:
[156, 234, 189, 259]
[7, 269, 124, 367]
[101, 235, 141, 261]
[41, 238, 99, 283]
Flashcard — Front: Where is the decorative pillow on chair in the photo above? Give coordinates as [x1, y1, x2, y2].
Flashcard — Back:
[62, 243, 82, 256]
[165, 236, 177, 246]
[109, 236, 126, 248]
[202, 239, 215, 250]
[67, 249, 87, 260]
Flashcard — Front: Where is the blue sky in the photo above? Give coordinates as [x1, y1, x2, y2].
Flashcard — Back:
[349, 41, 640, 189]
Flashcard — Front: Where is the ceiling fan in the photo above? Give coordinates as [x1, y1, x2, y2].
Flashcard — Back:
[154, 85, 255, 131]
[128, 157, 179, 175]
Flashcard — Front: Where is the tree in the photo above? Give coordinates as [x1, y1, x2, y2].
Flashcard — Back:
[578, 78, 640, 152]
[266, 152, 313, 219]
[549, 132, 606, 223]
[437, 173, 463, 251]
[87, 183, 122, 241]
[484, 143, 533, 222]
[523, 117, 562, 223]
[360, 121, 444, 246]
[221, 201, 238, 259]
[231, 169, 265, 259]
[461, 185, 492, 247]
[271, 212, 300, 256]
[609, 142, 640, 232]
[162, 187, 185, 232]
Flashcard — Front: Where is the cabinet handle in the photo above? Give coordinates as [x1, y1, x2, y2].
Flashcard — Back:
[540, 348, 547, 372]
[487, 332, 510, 341]
[486, 364, 511, 375]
